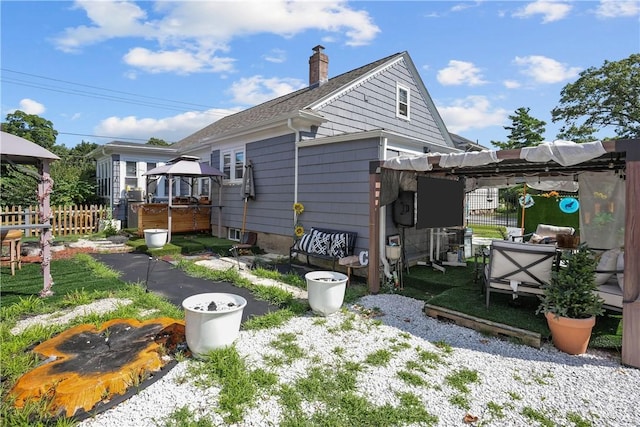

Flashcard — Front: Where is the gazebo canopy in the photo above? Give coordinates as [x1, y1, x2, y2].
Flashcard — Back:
[0, 131, 59, 297]
[1, 131, 60, 164]
[144, 155, 224, 177]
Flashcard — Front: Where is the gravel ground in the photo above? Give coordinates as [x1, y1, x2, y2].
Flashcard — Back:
[79, 294, 640, 427]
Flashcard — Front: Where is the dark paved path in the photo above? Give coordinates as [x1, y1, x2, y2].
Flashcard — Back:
[92, 252, 280, 323]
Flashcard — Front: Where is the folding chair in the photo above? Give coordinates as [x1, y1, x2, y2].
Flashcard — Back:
[483, 239, 558, 308]
[230, 232, 257, 268]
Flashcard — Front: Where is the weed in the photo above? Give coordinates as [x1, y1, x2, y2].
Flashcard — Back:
[364, 349, 392, 366]
[269, 332, 305, 362]
[449, 393, 470, 409]
[397, 370, 428, 387]
[521, 406, 555, 427]
[445, 368, 479, 393]
[162, 405, 214, 427]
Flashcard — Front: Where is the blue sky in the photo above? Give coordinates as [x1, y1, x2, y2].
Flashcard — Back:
[1, 1, 638, 149]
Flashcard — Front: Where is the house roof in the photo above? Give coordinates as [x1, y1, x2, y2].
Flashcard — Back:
[449, 133, 488, 152]
[174, 52, 404, 150]
[88, 140, 178, 159]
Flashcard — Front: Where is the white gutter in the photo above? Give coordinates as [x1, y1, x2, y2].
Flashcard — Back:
[380, 137, 393, 281]
[288, 118, 301, 224]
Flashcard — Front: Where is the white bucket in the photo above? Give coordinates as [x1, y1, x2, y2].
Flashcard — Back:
[182, 293, 247, 358]
[305, 271, 348, 316]
[144, 228, 168, 249]
[385, 245, 401, 261]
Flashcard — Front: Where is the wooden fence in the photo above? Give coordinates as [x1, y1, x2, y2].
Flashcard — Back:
[0, 205, 107, 236]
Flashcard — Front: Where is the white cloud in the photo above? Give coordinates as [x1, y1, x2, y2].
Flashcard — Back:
[94, 108, 240, 143]
[437, 60, 487, 86]
[228, 75, 306, 105]
[513, 1, 572, 23]
[17, 98, 46, 115]
[503, 80, 521, 89]
[595, 0, 640, 18]
[123, 47, 236, 74]
[263, 49, 287, 64]
[437, 96, 509, 133]
[513, 55, 581, 84]
[53, 1, 380, 74]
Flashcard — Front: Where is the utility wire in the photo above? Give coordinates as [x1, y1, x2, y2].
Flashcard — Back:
[0, 68, 215, 112]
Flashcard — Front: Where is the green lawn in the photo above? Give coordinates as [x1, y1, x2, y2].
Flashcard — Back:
[400, 260, 623, 351]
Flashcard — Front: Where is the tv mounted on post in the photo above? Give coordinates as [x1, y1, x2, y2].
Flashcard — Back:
[416, 176, 464, 229]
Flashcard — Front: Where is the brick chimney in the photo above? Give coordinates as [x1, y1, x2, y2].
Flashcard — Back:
[309, 45, 328, 87]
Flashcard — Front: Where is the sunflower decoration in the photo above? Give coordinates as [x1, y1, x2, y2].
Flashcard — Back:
[294, 224, 305, 238]
[293, 202, 305, 215]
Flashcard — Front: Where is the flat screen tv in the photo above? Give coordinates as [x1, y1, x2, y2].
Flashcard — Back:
[416, 176, 464, 229]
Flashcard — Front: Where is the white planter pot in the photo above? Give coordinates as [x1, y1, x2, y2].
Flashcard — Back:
[182, 293, 247, 358]
[305, 271, 348, 316]
[144, 228, 168, 249]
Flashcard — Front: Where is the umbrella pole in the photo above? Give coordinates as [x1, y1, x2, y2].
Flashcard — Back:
[520, 184, 527, 236]
[241, 198, 248, 239]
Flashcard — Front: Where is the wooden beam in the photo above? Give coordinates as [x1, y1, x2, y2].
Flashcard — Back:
[619, 139, 640, 368]
[368, 161, 381, 293]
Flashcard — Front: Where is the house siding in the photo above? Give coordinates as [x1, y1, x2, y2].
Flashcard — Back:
[213, 134, 297, 240]
[313, 59, 447, 146]
[296, 138, 380, 255]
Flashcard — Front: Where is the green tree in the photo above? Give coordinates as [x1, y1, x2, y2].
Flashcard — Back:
[146, 137, 171, 146]
[1, 113, 99, 206]
[1, 110, 58, 150]
[491, 107, 546, 150]
[552, 54, 640, 140]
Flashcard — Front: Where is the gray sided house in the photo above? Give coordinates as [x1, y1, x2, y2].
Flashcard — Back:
[174, 46, 462, 264]
[89, 141, 177, 222]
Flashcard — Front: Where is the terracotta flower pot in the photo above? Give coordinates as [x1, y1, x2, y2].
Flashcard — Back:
[545, 312, 595, 355]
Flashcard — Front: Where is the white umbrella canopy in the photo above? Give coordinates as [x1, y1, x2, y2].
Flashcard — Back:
[142, 156, 224, 242]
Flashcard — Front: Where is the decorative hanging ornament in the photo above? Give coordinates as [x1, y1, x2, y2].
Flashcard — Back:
[518, 194, 534, 208]
[559, 197, 580, 214]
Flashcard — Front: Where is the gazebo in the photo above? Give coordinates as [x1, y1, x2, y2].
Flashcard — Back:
[0, 131, 60, 296]
[368, 139, 639, 368]
[143, 156, 224, 242]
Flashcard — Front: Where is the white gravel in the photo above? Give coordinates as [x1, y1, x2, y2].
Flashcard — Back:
[78, 294, 640, 427]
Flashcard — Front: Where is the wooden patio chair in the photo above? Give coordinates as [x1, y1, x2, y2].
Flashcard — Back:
[483, 239, 559, 308]
[230, 232, 257, 269]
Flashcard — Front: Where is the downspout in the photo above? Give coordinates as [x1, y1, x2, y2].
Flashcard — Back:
[380, 137, 393, 281]
[288, 118, 301, 225]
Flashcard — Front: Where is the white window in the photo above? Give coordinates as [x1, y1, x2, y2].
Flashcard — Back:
[396, 84, 410, 120]
[228, 228, 241, 241]
[221, 148, 245, 181]
[125, 161, 138, 190]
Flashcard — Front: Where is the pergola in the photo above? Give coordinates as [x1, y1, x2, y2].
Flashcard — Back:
[0, 131, 60, 296]
[368, 139, 639, 368]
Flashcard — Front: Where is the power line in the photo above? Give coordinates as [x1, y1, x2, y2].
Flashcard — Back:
[1, 68, 227, 118]
[57, 132, 156, 143]
[1, 68, 217, 111]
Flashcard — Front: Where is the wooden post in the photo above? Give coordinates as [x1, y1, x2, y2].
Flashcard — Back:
[368, 161, 382, 293]
[619, 140, 640, 368]
[38, 160, 54, 297]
